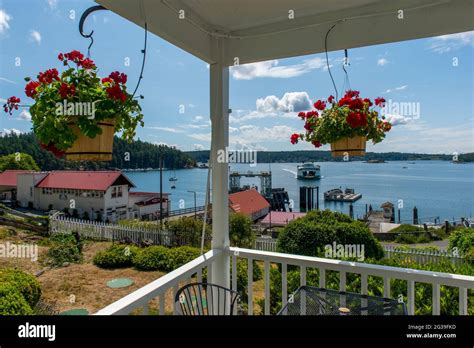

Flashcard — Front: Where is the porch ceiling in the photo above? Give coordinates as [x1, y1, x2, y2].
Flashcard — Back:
[96, 0, 474, 65]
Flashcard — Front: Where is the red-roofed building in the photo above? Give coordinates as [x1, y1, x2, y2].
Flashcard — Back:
[6, 170, 170, 222]
[229, 189, 270, 222]
[260, 211, 306, 227]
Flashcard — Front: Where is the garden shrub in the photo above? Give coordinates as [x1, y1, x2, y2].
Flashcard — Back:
[0, 268, 41, 307]
[0, 284, 34, 315]
[277, 209, 383, 259]
[395, 232, 431, 244]
[166, 246, 201, 271]
[230, 213, 255, 248]
[132, 246, 170, 271]
[448, 228, 474, 255]
[93, 244, 138, 269]
[46, 233, 82, 266]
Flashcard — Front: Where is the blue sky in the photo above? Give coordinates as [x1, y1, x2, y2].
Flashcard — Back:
[0, 0, 473, 154]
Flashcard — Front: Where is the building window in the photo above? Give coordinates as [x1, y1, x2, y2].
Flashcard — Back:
[30, 187, 33, 197]
[117, 186, 123, 198]
[111, 187, 117, 198]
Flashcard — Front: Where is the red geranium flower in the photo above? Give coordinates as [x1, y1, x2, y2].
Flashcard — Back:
[3, 96, 21, 115]
[109, 71, 127, 84]
[311, 140, 322, 148]
[40, 142, 65, 158]
[363, 98, 373, 107]
[58, 53, 64, 61]
[345, 90, 360, 98]
[290, 133, 300, 144]
[314, 100, 326, 111]
[305, 110, 318, 118]
[375, 97, 386, 107]
[38, 68, 59, 85]
[59, 83, 76, 99]
[64, 50, 85, 64]
[25, 81, 40, 98]
[349, 98, 364, 110]
[297, 111, 305, 119]
[79, 58, 96, 70]
[327, 95, 334, 103]
[346, 112, 367, 128]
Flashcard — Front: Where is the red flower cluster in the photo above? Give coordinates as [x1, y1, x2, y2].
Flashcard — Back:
[374, 97, 386, 107]
[109, 71, 127, 84]
[40, 142, 65, 158]
[290, 133, 300, 144]
[58, 50, 96, 69]
[38, 68, 59, 84]
[25, 81, 40, 98]
[106, 84, 127, 103]
[327, 95, 335, 103]
[313, 100, 326, 110]
[3, 96, 20, 115]
[59, 83, 76, 99]
[311, 140, 322, 148]
[346, 112, 368, 128]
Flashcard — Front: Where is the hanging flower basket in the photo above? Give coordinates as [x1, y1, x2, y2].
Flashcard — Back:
[330, 135, 366, 157]
[290, 90, 391, 157]
[3, 50, 144, 161]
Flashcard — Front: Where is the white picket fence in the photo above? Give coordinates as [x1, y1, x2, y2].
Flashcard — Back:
[253, 238, 466, 265]
[254, 237, 277, 252]
[49, 216, 174, 246]
[383, 246, 465, 265]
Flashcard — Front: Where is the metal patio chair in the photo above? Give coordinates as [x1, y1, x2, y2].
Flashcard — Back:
[174, 282, 241, 315]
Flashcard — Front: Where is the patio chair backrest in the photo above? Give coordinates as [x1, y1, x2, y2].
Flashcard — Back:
[174, 282, 240, 315]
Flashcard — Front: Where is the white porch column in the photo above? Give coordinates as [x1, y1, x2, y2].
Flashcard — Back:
[210, 37, 230, 290]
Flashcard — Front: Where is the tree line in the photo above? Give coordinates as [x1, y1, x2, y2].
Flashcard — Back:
[186, 150, 474, 163]
[0, 132, 196, 171]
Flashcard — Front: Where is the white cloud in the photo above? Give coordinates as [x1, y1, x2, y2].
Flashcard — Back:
[230, 125, 298, 145]
[30, 30, 41, 45]
[230, 57, 328, 80]
[384, 85, 408, 93]
[256, 92, 311, 113]
[47, 0, 58, 9]
[193, 115, 204, 122]
[0, 77, 16, 84]
[146, 126, 185, 133]
[429, 31, 474, 53]
[377, 58, 389, 66]
[188, 132, 211, 142]
[18, 110, 31, 121]
[384, 114, 413, 126]
[193, 144, 205, 150]
[1, 128, 23, 136]
[0, 10, 11, 35]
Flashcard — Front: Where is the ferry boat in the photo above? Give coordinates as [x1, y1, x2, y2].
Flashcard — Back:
[296, 163, 321, 180]
[324, 188, 362, 202]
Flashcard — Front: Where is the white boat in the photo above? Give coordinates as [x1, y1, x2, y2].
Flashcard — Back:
[297, 163, 321, 180]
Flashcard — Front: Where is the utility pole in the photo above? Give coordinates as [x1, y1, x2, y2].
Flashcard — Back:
[159, 145, 163, 229]
[188, 190, 197, 220]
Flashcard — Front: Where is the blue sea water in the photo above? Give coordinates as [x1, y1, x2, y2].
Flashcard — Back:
[126, 161, 474, 223]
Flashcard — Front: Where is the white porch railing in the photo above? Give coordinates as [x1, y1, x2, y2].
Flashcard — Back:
[95, 248, 474, 315]
[95, 249, 221, 315]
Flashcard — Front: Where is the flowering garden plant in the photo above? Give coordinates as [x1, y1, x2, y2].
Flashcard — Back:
[3, 50, 144, 157]
[290, 90, 391, 149]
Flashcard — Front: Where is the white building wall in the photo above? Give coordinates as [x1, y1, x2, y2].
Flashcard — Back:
[16, 173, 48, 208]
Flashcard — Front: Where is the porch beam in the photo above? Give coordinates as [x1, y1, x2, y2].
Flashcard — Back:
[210, 36, 230, 291]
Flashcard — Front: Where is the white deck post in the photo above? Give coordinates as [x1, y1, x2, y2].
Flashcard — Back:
[210, 37, 230, 292]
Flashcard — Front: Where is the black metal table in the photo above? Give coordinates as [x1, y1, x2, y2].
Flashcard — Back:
[277, 286, 407, 315]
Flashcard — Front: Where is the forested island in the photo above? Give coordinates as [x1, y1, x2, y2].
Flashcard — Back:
[0, 133, 195, 171]
[186, 150, 474, 163]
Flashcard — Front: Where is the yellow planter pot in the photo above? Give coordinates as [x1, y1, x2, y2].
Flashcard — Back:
[330, 136, 366, 157]
[65, 119, 115, 161]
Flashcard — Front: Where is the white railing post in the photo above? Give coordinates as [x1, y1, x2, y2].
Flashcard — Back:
[282, 263, 288, 313]
[459, 287, 467, 315]
[247, 258, 253, 315]
[407, 280, 415, 315]
[432, 284, 440, 315]
[264, 260, 270, 315]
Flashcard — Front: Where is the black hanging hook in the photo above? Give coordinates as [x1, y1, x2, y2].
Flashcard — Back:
[79, 5, 108, 57]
